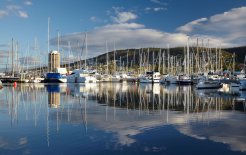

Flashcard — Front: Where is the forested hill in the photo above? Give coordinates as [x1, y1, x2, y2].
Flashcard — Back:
[92, 47, 232, 64]
[223, 46, 246, 63]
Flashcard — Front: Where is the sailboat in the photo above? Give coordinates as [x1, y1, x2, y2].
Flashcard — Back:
[196, 75, 222, 89]
[111, 73, 122, 82]
[98, 41, 112, 82]
[67, 68, 98, 83]
[139, 71, 161, 83]
[177, 39, 193, 85]
[66, 33, 98, 83]
[160, 74, 176, 84]
[43, 18, 68, 83]
[196, 78, 222, 89]
[239, 55, 246, 90]
[139, 49, 161, 83]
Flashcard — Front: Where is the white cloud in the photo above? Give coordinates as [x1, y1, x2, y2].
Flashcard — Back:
[24, 0, 32, 6]
[0, 10, 8, 18]
[89, 16, 102, 23]
[145, 7, 152, 11]
[50, 6, 245, 58]
[0, 4, 29, 19]
[145, 7, 167, 12]
[175, 111, 246, 152]
[177, 18, 208, 33]
[112, 11, 138, 23]
[6, 5, 21, 11]
[51, 23, 188, 58]
[177, 7, 246, 47]
[111, 7, 138, 23]
[150, 0, 167, 6]
[90, 16, 97, 22]
[153, 7, 166, 11]
[18, 10, 28, 18]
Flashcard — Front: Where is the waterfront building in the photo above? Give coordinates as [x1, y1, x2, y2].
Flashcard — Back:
[48, 50, 60, 72]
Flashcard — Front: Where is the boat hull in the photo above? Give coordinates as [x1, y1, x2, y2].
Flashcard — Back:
[42, 78, 67, 83]
[196, 81, 222, 89]
[177, 80, 193, 85]
[239, 80, 246, 90]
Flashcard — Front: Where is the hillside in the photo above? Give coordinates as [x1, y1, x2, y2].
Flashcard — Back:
[89, 47, 233, 65]
[223, 46, 246, 63]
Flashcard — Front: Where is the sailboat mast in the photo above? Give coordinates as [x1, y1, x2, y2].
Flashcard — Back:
[244, 55, 246, 74]
[167, 45, 170, 74]
[233, 52, 235, 75]
[215, 47, 218, 72]
[147, 48, 150, 71]
[184, 46, 186, 74]
[12, 38, 14, 77]
[152, 50, 154, 71]
[34, 38, 37, 76]
[57, 32, 59, 53]
[162, 50, 165, 74]
[196, 38, 199, 73]
[114, 41, 116, 73]
[85, 33, 87, 68]
[139, 48, 142, 74]
[219, 46, 222, 71]
[16, 41, 19, 74]
[48, 17, 50, 72]
[127, 49, 129, 73]
[68, 41, 71, 71]
[158, 48, 161, 73]
[106, 41, 108, 74]
[187, 38, 190, 75]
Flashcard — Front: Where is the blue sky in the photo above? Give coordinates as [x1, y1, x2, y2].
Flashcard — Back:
[0, 0, 246, 67]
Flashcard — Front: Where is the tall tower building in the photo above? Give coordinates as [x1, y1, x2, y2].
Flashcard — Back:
[48, 50, 60, 72]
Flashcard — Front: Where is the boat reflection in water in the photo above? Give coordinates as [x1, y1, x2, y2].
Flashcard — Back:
[0, 83, 245, 155]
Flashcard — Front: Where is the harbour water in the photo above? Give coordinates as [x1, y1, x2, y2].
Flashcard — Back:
[0, 83, 245, 155]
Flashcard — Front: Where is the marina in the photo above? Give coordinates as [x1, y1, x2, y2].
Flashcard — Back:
[0, 1, 246, 155]
[0, 83, 245, 155]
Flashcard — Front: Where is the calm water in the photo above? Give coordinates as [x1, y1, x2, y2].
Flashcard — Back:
[0, 83, 245, 155]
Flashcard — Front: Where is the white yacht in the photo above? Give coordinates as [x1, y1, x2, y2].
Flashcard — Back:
[99, 74, 112, 82]
[111, 73, 122, 82]
[239, 57, 246, 90]
[67, 69, 98, 83]
[139, 71, 161, 83]
[29, 77, 44, 83]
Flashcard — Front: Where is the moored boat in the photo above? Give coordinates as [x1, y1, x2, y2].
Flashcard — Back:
[139, 71, 161, 83]
[43, 72, 67, 83]
[99, 74, 112, 82]
[196, 79, 222, 89]
[67, 69, 98, 83]
[162, 75, 178, 84]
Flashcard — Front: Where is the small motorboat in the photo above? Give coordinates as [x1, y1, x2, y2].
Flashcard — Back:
[196, 79, 222, 89]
